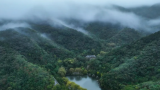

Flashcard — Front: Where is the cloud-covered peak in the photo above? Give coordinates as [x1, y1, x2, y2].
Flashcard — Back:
[0, 0, 160, 32]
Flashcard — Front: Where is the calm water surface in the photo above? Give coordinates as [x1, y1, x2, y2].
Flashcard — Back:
[67, 76, 101, 90]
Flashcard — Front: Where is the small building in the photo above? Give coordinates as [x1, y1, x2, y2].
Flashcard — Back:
[86, 55, 96, 60]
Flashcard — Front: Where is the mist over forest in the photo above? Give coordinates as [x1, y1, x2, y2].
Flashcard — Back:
[1, 0, 160, 90]
[1, 0, 160, 32]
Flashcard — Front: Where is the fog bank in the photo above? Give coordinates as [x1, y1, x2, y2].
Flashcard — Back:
[0, 0, 160, 32]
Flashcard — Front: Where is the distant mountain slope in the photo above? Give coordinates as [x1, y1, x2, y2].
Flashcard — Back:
[84, 22, 122, 40]
[31, 23, 102, 54]
[0, 20, 143, 70]
[115, 3, 160, 19]
[0, 20, 143, 54]
[130, 4, 160, 19]
[107, 28, 142, 46]
[0, 20, 144, 90]
[89, 30, 160, 90]
[0, 28, 76, 77]
[0, 29, 73, 61]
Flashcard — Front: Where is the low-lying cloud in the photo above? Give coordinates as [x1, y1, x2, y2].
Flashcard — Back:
[0, 0, 160, 32]
[0, 22, 30, 31]
[148, 18, 160, 26]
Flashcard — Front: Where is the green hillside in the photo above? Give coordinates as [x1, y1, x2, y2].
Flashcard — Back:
[0, 27, 89, 90]
[31, 23, 102, 54]
[84, 22, 122, 40]
[0, 21, 144, 90]
[88, 30, 160, 90]
[1, 1, 160, 90]
[0, 47, 55, 90]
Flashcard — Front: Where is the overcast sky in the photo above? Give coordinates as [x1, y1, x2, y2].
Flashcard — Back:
[1, 0, 160, 19]
[0, 0, 160, 32]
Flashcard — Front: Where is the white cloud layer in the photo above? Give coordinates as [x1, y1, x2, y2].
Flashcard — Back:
[1, 0, 160, 20]
[0, 22, 30, 31]
[0, 0, 160, 32]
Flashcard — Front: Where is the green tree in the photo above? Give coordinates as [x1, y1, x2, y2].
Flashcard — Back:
[83, 69, 87, 75]
[69, 68, 74, 74]
[75, 68, 82, 74]
[58, 67, 66, 77]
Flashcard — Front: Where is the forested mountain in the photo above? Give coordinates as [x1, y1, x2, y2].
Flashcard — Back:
[0, 47, 55, 90]
[1, 1, 160, 90]
[0, 20, 143, 90]
[88, 30, 160, 90]
[115, 3, 160, 19]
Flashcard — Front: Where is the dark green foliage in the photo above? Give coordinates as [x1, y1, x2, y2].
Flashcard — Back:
[0, 28, 73, 90]
[89, 31, 160, 90]
[85, 22, 122, 40]
[122, 81, 160, 90]
[0, 47, 55, 90]
[107, 28, 142, 45]
[0, 21, 146, 90]
[0, 29, 72, 63]
[52, 85, 70, 90]
[31, 23, 102, 54]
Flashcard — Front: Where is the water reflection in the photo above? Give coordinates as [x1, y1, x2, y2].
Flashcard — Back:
[67, 76, 101, 90]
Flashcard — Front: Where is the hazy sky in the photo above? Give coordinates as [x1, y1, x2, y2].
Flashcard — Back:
[0, 0, 160, 32]
[1, 0, 160, 20]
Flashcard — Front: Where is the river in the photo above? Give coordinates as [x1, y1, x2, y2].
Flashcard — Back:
[66, 75, 101, 90]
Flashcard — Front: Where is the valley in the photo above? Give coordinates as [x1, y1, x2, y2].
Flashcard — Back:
[1, 1, 160, 90]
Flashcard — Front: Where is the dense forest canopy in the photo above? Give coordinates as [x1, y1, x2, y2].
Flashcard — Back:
[1, 0, 160, 90]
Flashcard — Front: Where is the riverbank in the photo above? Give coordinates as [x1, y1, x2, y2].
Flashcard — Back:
[66, 75, 101, 90]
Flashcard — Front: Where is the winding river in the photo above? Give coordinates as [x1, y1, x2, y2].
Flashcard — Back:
[66, 75, 101, 90]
